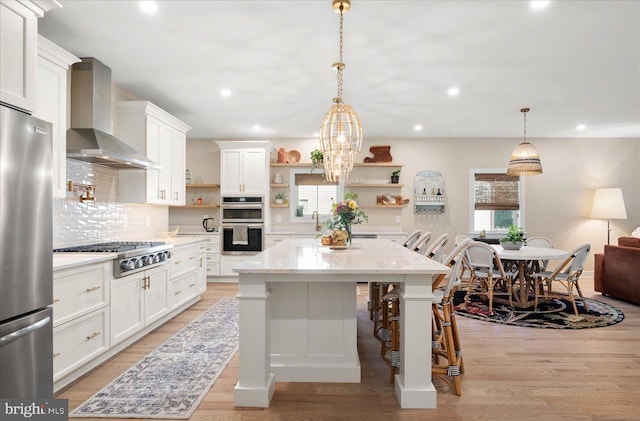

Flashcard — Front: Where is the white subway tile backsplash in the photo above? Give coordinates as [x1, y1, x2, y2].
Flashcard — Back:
[53, 160, 168, 248]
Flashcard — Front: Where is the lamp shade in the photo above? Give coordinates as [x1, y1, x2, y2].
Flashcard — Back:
[590, 188, 627, 219]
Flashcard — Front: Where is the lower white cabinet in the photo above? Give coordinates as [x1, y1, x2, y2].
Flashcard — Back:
[52, 261, 112, 383]
[53, 307, 109, 381]
[197, 241, 207, 292]
[170, 271, 198, 310]
[110, 265, 169, 346]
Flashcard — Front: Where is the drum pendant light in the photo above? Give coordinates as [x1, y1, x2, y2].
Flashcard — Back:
[506, 108, 543, 176]
[319, 0, 363, 182]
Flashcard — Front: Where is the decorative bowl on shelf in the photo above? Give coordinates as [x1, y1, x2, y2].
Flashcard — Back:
[287, 150, 301, 163]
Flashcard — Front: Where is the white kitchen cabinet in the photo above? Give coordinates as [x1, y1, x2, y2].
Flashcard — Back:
[34, 36, 79, 198]
[53, 306, 109, 381]
[197, 240, 207, 292]
[216, 141, 274, 196]
[52, 261, 110, 327]
[205, 235, 220, 277]
[170, 242, 198, 279]
[170, 271, 198, 310]
[0, 1, 59, 111]
[52, 260, 111, 382]
[110, 264, 169, 346]
[220, 148, 267, 195]
[115, 101, 191, 205]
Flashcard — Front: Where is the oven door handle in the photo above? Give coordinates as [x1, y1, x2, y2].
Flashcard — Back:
[221, 203, 264, 209]
[222, 224, 264, 229]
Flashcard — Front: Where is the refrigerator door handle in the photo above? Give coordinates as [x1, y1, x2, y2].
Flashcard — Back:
[0, 316, 51, 347]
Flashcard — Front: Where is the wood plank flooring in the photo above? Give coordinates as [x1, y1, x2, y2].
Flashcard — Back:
[56, 278, 640, 421]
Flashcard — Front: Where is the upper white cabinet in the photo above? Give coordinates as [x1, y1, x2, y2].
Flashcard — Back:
[0, 0, 60, 111]
[115, 101, 190, 205]
[217, 141, 273, 196]
[34, 36, 79, 198]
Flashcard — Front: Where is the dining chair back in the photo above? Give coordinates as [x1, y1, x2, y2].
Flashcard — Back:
[400, 230, 421, 249]
[531, 243, 591, 315]
[421, 233, 448, 260]
[463, 241, 513, 313]
[412, 231, 432, 254]
[526, 236, 553, 271]
[432, 248, 468, 396]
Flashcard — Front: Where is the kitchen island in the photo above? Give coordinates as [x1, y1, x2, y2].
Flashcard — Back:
[232, 238, 449, 409]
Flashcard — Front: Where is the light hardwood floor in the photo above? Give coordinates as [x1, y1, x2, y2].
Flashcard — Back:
[57, 278, 640, 421]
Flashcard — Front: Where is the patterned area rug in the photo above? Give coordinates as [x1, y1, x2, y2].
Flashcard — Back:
[70, 298, 239, 419]
[453, 291, 624, 329]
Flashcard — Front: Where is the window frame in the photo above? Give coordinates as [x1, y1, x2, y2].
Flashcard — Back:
[468, 168, 526, 236]
[289, 168, 343, 222]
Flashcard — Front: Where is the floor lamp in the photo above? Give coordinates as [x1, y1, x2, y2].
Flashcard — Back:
[590, 188, 627, 245]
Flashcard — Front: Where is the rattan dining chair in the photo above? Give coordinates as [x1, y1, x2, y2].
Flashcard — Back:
[370, 230, 421, 324]
[526, 236, 553, 271]
[463, 241, 513, 314]
[421, 233, 448, 260]
[530, 243, 591, 315]
[432, 249, 467, 396]
[411, 231, 432, 255]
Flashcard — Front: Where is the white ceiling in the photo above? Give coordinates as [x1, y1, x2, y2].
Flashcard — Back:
[39, 0, 640, 139]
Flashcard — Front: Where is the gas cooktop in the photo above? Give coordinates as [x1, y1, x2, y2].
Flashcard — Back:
[54, 241, 173, 278]
[54, 241, 166, 253]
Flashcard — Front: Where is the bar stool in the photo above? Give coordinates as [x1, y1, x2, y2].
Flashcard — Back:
[380, 287, 401, 383]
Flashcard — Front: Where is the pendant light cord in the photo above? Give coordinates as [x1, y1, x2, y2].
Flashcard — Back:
[336, 5, 344, 102]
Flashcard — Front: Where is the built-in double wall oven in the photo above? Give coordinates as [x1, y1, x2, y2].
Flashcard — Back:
[221, 196, 264, 255]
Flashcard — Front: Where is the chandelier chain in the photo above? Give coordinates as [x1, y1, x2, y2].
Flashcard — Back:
[337, 5, 344, 101]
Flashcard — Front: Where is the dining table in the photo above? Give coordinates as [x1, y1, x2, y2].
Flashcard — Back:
[491, 245, 569, 308]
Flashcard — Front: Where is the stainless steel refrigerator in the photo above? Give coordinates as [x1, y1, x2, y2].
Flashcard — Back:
[0, 103, 54, 398]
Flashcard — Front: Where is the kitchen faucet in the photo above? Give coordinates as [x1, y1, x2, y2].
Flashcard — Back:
[312, 210, 320, 232]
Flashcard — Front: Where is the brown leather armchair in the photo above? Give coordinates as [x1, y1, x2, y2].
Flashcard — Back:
[594, 237, 640, 305]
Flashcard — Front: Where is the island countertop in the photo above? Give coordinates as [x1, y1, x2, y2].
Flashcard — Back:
[233, 237, 448, 275]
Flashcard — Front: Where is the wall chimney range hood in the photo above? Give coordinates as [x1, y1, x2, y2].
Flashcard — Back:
[66, 58, 160, 170]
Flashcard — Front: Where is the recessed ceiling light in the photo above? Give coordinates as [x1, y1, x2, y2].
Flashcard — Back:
[220, 88, 232, 98]
[447, 87, 460, 96]
[139, 1, 158, 14]
[253, 125, 261, 131]
[576, 124, 586, 130]
[414, 124, 423, 132]
[530, 1, 550, 11]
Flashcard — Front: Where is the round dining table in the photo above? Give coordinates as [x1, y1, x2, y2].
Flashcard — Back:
[491, 245, 569, 308]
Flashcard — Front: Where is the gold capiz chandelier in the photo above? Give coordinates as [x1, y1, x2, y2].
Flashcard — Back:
[319, 0, 362, 183]
[506, 108, 543, 176]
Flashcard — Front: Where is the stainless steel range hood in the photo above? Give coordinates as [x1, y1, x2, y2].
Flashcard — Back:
[67, 58, 160, 170]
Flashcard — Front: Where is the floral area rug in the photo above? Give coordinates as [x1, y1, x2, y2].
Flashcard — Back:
[453, 290, 624, 329]
[70, 298, 238, 419]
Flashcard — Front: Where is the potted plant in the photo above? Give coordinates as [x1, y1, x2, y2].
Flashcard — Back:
[391, 169, 401, 184]
[296, 204, 305, 217]
[274, 191, 287, 204]
[311, 148, 323, 170]
[500, 225, 525, 250]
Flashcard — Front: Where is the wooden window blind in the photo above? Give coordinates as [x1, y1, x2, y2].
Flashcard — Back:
[294, 173, 337, 186]
[474, 173, 520, 210]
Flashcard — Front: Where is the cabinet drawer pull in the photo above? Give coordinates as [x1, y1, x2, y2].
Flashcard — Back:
[52, 298, 60, 303]
[86, 331, 101, 341]
[174, 290, 182, 295]
[189, 283, 196, 288]
[174, 260, 182, 265]
[53, 352, 60, 358]
[85, 286, 101, 292]
[189, 256, 195, 260]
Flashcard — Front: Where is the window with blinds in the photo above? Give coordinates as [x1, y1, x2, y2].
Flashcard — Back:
[291, 170, 341, 218]
[471, 171, 522, 232]
[474, 173, 520, 210]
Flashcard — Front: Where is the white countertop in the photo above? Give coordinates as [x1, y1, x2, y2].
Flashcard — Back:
[53, 253, 116, 271]
[233, 238, 448, 275]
